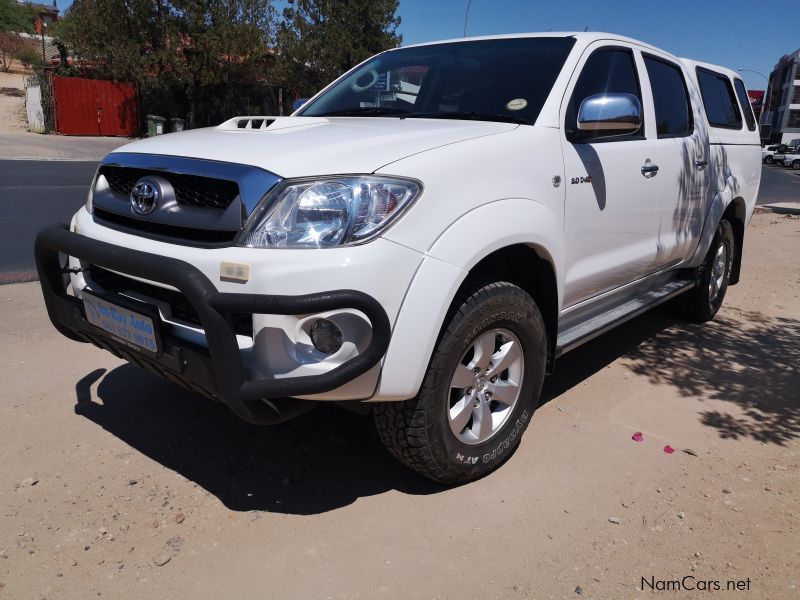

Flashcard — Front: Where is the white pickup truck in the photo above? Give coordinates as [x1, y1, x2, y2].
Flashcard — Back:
[35, 32, 761, 483]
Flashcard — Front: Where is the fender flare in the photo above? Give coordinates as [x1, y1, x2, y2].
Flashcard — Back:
[686, 175, 747, 274]
[373, 198, 562, 401]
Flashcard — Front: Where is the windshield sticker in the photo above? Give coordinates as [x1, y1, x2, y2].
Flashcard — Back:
[506, 98, 528, 111]
[359, 101, 379, 108]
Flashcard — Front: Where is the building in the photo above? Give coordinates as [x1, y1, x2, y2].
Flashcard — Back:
[761, 49, 800, 144]
[16, 1, 58, 35]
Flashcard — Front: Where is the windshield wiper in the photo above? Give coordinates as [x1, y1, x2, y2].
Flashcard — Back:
[401, 111, 528, 125]
[314, 107, 412, 117]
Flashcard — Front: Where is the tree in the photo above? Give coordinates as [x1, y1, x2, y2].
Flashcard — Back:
[54, 0, 276, 126]
[0, 0, 33, 33]
[0, 0, 35, 71]
[276, 0, 401, 97]
[172, 0, 276, 125]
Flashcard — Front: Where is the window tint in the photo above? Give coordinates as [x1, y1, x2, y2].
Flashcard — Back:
[788, 110, 800, 129]
[301, 37, 577, 126]
[696, 68, 742, 129]
[567, 47, 643, 138]
[644, 55, 692, 137]
[733, 79, 757, 131]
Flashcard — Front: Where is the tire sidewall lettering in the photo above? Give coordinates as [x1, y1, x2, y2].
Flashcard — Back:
[462, 310, 524, 350]
[451, 408, 530, 465]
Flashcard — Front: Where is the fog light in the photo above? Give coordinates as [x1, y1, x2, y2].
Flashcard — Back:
[310, 319, 343, 354]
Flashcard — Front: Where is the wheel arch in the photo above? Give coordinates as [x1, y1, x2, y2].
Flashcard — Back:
[723, 196, 746, 285]
[448, 244, 559, 372]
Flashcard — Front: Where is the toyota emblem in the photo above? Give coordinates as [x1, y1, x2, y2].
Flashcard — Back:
[130, 178, 159, 216]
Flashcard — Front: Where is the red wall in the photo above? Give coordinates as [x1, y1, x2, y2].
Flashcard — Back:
[52, 76, 139, 137]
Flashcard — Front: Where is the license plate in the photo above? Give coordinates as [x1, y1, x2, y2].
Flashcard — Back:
[82, 292, 159, 353]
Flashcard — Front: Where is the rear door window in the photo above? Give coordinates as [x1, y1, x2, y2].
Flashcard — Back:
[733, 78, 757, 131]
[696, 68, 742, 129]
[643, 55, 692, 137]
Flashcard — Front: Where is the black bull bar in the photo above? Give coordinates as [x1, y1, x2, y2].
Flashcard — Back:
[34, 224, 392, 425]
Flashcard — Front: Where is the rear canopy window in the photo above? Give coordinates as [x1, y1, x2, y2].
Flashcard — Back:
[696, 68, 742, 129]
[300, 37, 576, 126]
[733, 78, 757, 131]
[644, 55, 692, 137]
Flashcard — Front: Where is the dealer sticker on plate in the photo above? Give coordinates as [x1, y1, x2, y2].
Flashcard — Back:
[83, 292, 159, 353]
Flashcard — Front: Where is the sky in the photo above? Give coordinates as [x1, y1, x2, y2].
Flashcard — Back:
[54, 0, 796, 92]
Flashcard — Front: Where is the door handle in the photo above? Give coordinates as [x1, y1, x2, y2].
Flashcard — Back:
[641, 162, 659, 178]
[694, 159, 708, 168]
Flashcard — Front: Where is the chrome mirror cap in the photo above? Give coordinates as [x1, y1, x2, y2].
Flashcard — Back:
[577, 93, 642, 134]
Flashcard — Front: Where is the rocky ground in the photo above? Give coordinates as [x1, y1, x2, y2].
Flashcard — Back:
[0, 211, 798, 599]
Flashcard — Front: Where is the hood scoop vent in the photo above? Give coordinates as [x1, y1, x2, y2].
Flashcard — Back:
[217, 115, 328, 132]
[220, 116, 278, 130]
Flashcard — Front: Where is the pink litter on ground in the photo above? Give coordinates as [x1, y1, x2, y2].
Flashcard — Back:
[663, 445, 676, 454]
[631, 432, 644, 442]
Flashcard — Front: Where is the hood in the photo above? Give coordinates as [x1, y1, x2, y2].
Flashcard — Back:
[112, 116, 518, 178]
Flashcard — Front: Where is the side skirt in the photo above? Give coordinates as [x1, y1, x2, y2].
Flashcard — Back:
[555, 273, 695, 358]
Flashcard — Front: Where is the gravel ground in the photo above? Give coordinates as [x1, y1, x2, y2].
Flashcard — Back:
[0, 211, 798, 599]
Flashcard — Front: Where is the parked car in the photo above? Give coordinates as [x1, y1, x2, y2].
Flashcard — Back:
[762, 144, 780, 163]
[779, 151, 800, 169]
[772, 145, 800, 165]
[35, 32, 761, 484]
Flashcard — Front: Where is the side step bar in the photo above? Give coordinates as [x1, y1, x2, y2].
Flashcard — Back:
[555, 278, 695, 357]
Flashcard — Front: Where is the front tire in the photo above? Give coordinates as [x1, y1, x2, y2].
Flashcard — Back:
[373, 281, 547, 484]
[792, 160, 800, 170]
[680, 219, 734, 322]
[765, 156, 774, 164]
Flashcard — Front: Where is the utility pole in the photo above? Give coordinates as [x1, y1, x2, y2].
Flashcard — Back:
[40, 19, 47, 64]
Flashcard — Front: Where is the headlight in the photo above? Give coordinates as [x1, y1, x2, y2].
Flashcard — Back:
[240, 176, 421, 248]
[85, 167, 101, 214]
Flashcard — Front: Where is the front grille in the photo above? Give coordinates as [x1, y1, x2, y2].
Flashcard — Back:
[100, 166, 240, 210]
[88, 265, 253, 338]
[94, 208, 238, 246]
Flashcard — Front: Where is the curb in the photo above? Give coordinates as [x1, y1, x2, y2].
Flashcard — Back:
[754, 204, 800, 216]
[0, 272, 38, 285]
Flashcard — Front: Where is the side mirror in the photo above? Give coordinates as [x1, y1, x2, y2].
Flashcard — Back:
[574, 93, 642, 140]
[292, 98, 309, 111]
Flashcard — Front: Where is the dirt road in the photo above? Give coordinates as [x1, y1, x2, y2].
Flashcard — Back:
[0, 67, 27, 134]
[1, 211, 798, 599]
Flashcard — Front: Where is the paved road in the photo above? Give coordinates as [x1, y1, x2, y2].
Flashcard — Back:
[1, 161, 798, 281]
[757, 163, 800, 205]
[0, 132, 126, 161]
[0, 160, 97, 281]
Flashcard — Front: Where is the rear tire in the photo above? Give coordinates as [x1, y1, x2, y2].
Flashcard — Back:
[792, 160, 800, 170]
[680, 219, 734, 322]
[765, 156, 774, 164]
[373, 281, 547, 484]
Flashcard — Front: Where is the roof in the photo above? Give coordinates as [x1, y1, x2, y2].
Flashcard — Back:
[400, 32, 739, 80]
[402, 31, 667, 54]
[680, 57, 742, 81]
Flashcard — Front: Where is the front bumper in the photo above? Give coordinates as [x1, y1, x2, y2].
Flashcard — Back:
[34, 224, 391, 425]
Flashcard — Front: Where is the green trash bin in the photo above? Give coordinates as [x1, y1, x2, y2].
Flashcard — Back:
[146, 115, 166, 136]
[169, 117, 185, 133]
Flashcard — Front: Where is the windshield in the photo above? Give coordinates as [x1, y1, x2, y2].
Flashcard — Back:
[299, 37, 576, 126]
